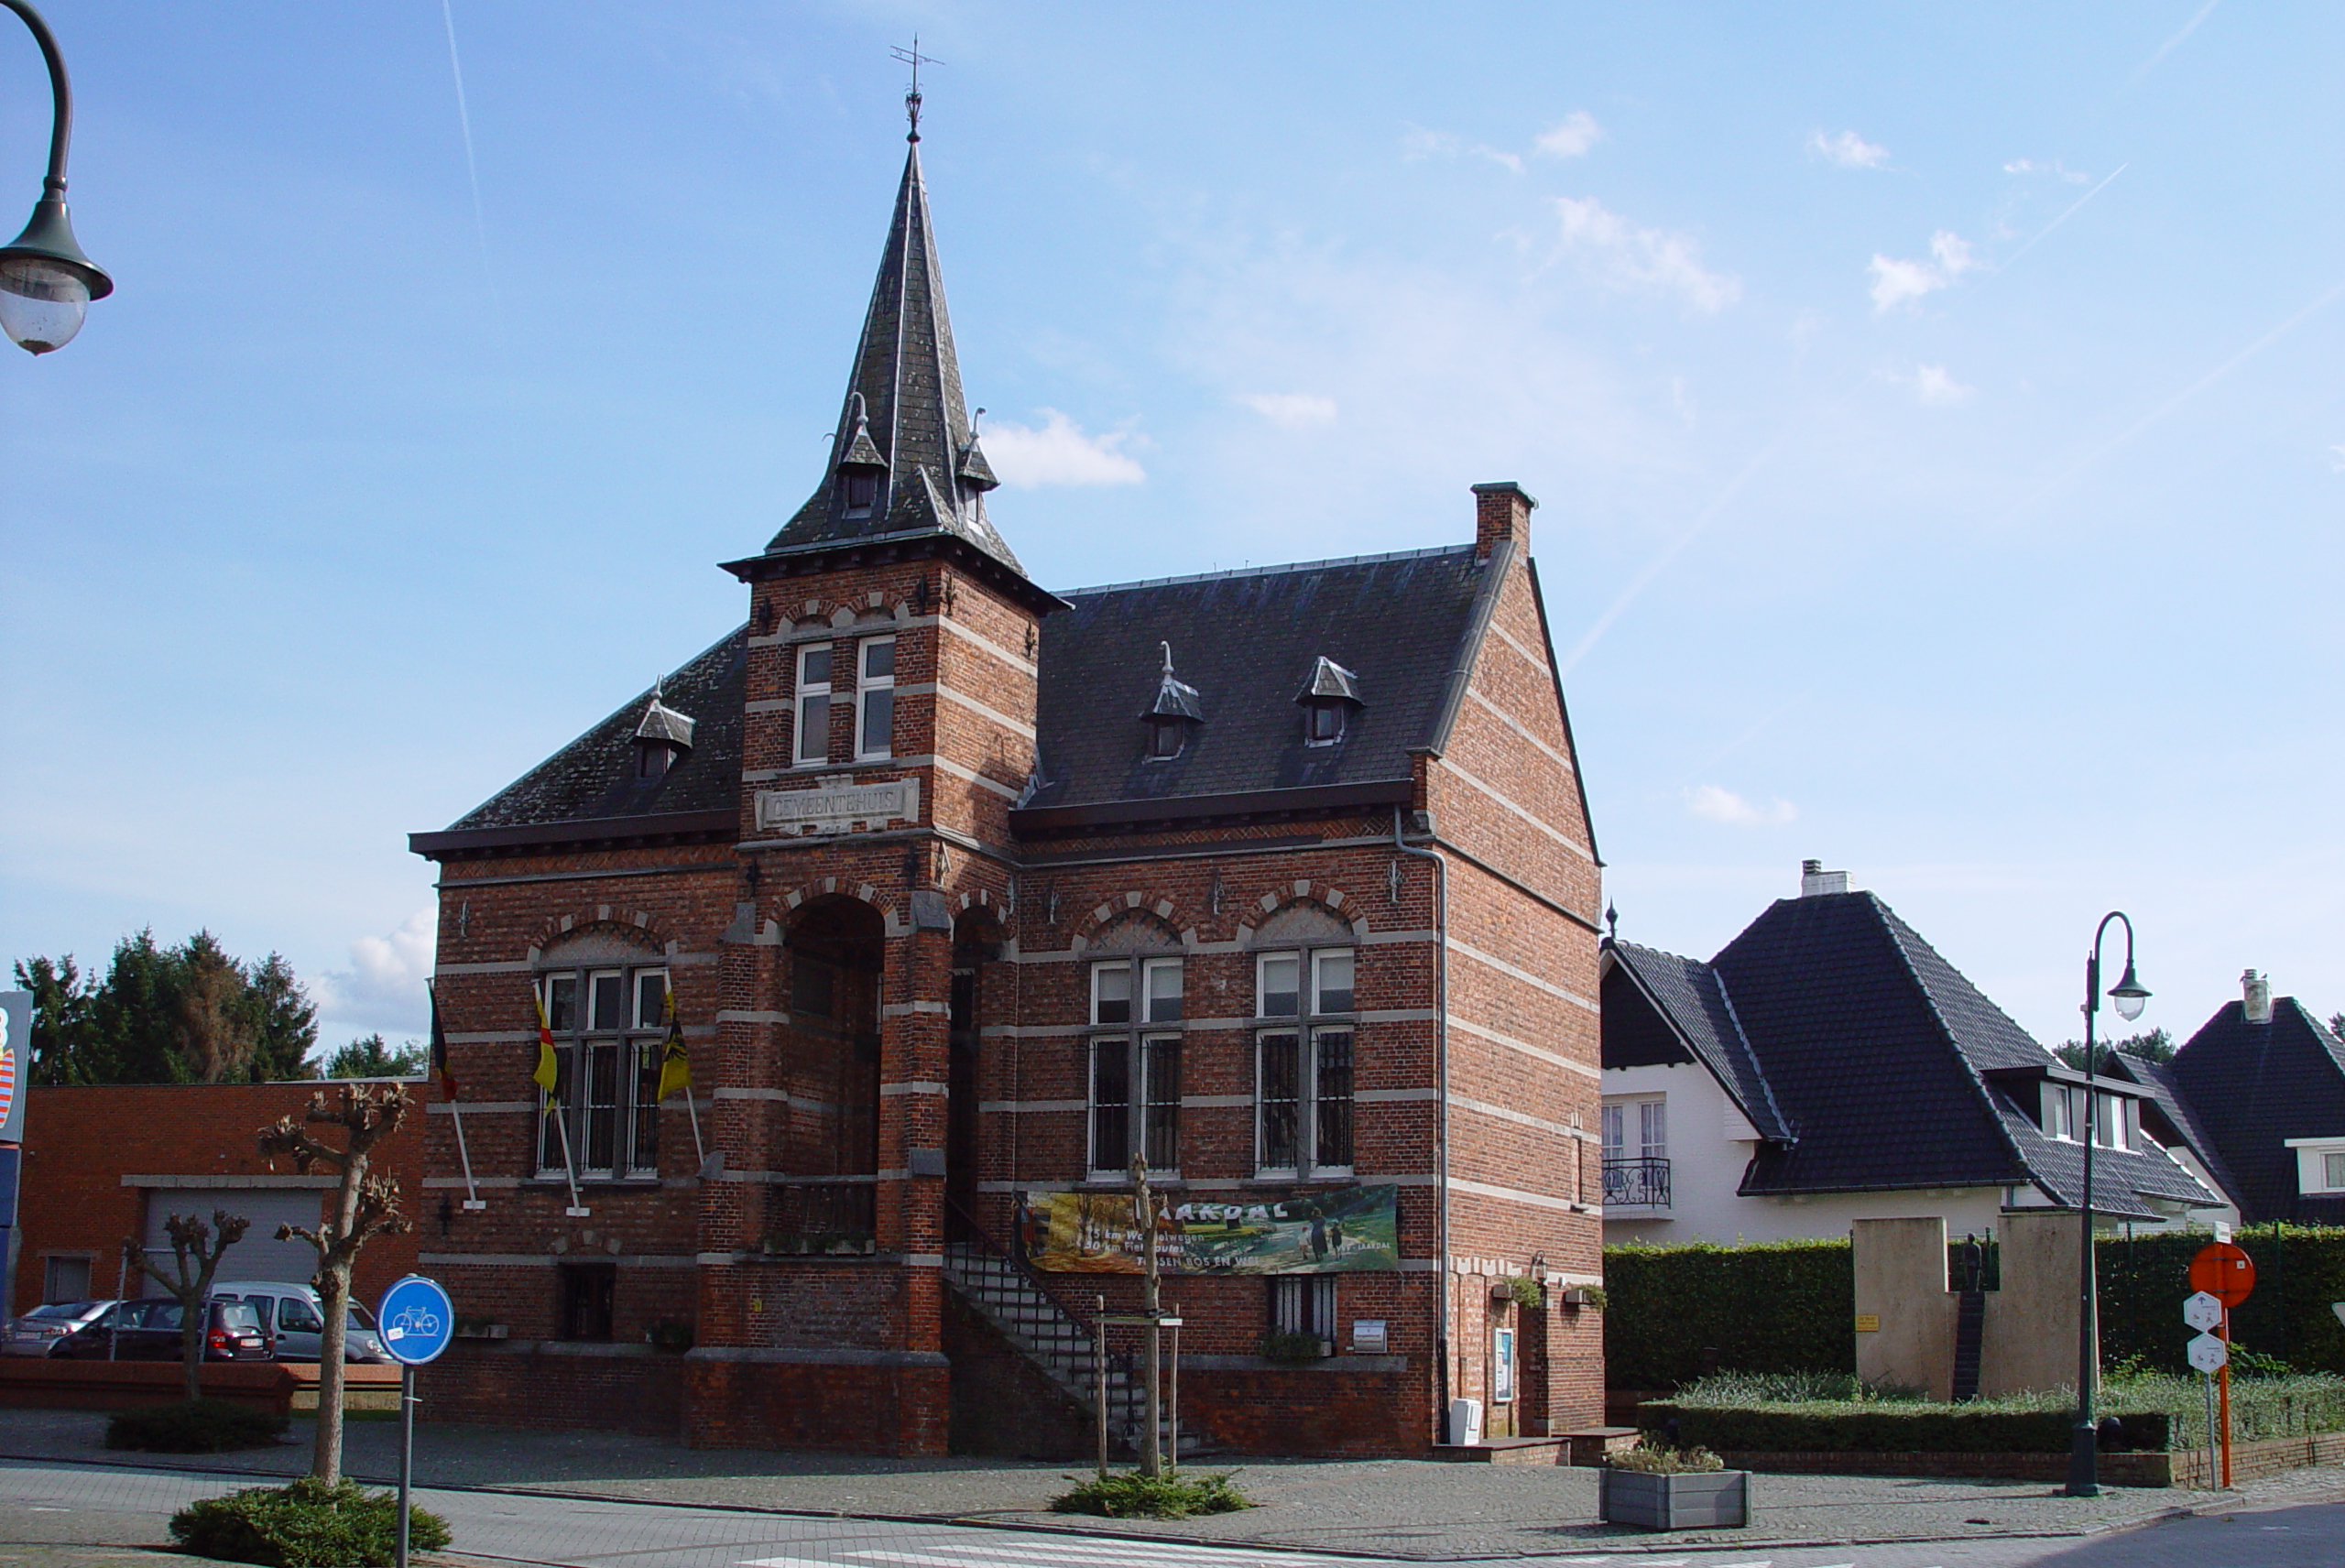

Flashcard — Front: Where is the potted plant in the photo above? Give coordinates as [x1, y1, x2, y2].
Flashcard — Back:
[1260, 1329, 1332, 1365]
[1598, 1442, 1748, 1530]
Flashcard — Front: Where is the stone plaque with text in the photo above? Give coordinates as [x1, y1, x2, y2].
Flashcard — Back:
[755, 778, 920, 835]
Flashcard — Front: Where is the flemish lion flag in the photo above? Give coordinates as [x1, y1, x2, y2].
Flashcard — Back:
[531, 990, 561, 1108]
[655, 987, 690, 1102]
[429, 985, 457, 1100]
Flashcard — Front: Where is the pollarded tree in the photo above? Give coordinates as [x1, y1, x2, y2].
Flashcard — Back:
[257, 1083, 412, 1485]
[121, 1209, 249, 1403]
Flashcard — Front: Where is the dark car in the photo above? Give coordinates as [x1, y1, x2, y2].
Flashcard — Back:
[49, 1298, 272, 1362]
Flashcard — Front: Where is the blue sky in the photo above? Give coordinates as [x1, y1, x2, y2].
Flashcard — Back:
[3, 2, 2340, 1058]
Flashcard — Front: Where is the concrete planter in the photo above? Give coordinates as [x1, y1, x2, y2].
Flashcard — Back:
[1598, 1467, 1749, 1530]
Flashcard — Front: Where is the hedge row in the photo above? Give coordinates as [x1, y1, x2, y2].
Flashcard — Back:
[1607, 1225, 2345, 1390]
[2098, 1224, 2345, 1376]
[1603, 1238, 1854, 1389]
[1637, 1401, 2169, 1454]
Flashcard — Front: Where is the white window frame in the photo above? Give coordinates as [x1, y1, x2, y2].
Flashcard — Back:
[1253, 946, 1357, 1181]
[1269, 1275, 1336, 1339]
[1602, 1094, 1665, 1160]
[539, 964, 668, 1181]
[2285, 1138, 2345, 1194]
[1491, 1324, 1516, 1404]
[1087, 958, 1183, 1179]
[856, 636, 895, 761]
[794, 644, 834, 767]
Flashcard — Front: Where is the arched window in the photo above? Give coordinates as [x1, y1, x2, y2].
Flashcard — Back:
[1085, 919, 1183, 1179]
[536, 932, 668, 1181]
[1251, 904, 1356, 1179]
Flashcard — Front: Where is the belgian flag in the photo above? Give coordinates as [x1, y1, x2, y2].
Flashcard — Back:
[655, 987, 690, 1102]
[429, 985, 457, 1100]
[531, 989, 561, 1107]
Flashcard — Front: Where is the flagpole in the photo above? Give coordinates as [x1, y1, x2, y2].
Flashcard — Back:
[685, 1089, 706, 1167]
[553, 1106, 587, 1217]
[430, 980, 485, 1211]
[533, 987, 588, 1217]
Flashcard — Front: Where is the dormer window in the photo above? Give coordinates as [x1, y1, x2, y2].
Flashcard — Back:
[1294, 656, 1362, 747]
[844, 471, 878, 517]
[632, 686, 695, 782]
[1140, 641, 1204, 764]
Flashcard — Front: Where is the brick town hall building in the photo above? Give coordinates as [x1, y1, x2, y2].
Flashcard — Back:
[411, 129, 1605, 1457]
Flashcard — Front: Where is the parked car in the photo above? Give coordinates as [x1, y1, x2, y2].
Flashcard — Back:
[48, 1298, 272, 1362]
[210, 1280, 391, 1364]
[4, 1299, 118, 1357]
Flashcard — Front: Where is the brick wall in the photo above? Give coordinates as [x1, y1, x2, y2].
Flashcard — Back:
[13, 1083, 424, 1317]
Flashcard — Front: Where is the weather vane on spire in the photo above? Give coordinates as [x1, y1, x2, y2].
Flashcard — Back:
[891, 38, 942, 142]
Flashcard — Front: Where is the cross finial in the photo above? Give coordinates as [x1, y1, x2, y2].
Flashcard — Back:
[891, 38, 942, 142]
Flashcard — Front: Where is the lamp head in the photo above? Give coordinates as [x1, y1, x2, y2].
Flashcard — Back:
[0, 193, 112, 354]
[2110, 961, 2151, 1023]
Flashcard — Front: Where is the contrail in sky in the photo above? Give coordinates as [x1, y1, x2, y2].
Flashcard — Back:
[1557, 436, 1784, 679]
[2006, 274, 2345, 520]
[2133, 0, 2222, 84]
[440, 0, 511, 367]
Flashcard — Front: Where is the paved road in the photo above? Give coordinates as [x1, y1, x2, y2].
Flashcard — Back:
[2, 1458, 2342, 1568]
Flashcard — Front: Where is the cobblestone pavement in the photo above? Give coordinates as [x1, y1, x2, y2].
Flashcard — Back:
[1, 1410, 2340, 1559]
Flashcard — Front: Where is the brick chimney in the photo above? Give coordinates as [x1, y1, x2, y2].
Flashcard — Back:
[1471, 481, 1537, 561]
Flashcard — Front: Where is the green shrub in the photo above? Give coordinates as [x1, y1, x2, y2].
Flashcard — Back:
[1609, 1439, 1724, 1475]
[1260, 1330, 1325, 1365]
[1051, 1470, 1254, 1519]
[1604, 1238, 1855, 1389]
[170, 1478, 450, 1567]
[105, 1400, 288, 1454]
[1501, 1276, 1544, 1309]
[1640, 1399, 2169, 1454]
[2097, 1224, 2345, 1377]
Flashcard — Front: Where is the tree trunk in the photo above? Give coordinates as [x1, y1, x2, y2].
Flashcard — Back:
[313, 1261, 352, 1485]
[181, 1303, 204, 1404]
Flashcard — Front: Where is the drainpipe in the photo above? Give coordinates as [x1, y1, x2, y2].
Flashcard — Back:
[1393, 806, 1450, 1442]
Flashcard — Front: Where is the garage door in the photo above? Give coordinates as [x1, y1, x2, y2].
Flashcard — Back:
[139, 1186, 326, 1291]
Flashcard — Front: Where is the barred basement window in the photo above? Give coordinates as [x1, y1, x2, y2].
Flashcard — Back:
[538, 965, 667, 1180]
[1268, 1275, 1336, 1339]
[1254, 946, 1355, 1179]
[1088, 956, 1183, 1177]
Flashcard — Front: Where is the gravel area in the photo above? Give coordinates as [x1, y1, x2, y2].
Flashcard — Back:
[2, 1409, 2340, 1558]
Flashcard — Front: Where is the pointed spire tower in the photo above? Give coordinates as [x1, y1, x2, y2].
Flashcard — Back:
[735, 128, 1033, 591]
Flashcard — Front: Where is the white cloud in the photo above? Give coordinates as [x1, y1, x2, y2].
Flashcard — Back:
[981, 410, 1146, 487]
[313, 907, 435, 1033]
[1809, 129, 1890, 169]
[1551, 196, 1742, 313]
[2003, 157, 2090, 185]
[1897, 363, 1976, 406]
[1868, 230, 1978, 312]
[1684, 784, 1797, 826]
[1534, 112, 1606, 159]
[1238, 392, 1337, 429]
[1402, 125, 1522, 174]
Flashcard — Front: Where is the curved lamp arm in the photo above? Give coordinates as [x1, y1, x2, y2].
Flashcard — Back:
[1, 0, 111, 355]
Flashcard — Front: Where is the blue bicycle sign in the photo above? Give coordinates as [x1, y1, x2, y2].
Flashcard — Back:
[376, 1276, 455, 1367]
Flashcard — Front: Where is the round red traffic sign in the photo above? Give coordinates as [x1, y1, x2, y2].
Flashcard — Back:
[2189, 1241, 2256, 1307]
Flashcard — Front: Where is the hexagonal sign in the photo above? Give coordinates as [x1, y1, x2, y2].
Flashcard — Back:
[2187, 1332, 2229, 1373]
[2183, 1290, 2225, 1332]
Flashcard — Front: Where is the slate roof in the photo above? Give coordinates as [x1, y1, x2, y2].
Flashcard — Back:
[2104, 1051, 2245, 1214]
[1604, 941, 1789, 1141]
[1609, 889, 2220, 1218]
[1017, 545, 1499, 819]
[2169, 996, 2345, 1223]
[754, 142, 1021, 577]
[441, 627, 746, 833]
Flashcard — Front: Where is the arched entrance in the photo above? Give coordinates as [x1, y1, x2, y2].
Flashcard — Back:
[774, 895, 884, 1246]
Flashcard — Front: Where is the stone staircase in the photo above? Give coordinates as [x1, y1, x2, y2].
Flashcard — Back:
[942, 1236, 1209, 1461]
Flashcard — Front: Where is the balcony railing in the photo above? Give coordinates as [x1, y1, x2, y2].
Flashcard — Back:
[1602, 1156, 1672, 1208]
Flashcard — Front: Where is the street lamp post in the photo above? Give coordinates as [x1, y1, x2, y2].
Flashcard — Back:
[2067, 910, 2150, 1497]
[1, 0, 110, 354]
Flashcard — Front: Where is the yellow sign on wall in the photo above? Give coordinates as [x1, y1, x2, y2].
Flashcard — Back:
[1854, 1313, 1881, 1333]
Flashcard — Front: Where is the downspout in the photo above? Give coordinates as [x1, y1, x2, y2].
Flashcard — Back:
[1393, 805, 1450, 1443]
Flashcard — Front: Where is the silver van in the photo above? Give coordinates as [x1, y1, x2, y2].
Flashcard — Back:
[211, 1280, 391, 1364]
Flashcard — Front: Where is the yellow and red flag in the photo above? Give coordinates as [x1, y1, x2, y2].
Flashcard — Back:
[531, 989, 561, 1107]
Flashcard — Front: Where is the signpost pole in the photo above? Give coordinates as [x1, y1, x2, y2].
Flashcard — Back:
[1094, 1294, 1107, 1476]
[2218, 1306, 2232, 1487]
[2202, 1369, 2217, 1488]
[395, 1361, 414, 1568]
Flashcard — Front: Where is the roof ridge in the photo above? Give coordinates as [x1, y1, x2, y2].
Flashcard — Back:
[1058, 542, 1476, 598]
[1707, 962, 1791, 1141]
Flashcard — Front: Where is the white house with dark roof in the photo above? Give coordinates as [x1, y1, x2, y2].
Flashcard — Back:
[1601, 863, 2226, 1246]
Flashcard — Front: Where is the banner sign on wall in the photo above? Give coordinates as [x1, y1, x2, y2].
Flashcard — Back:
[0, 989, 27, 1146]
[1020, 1183, 1400, 1274]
